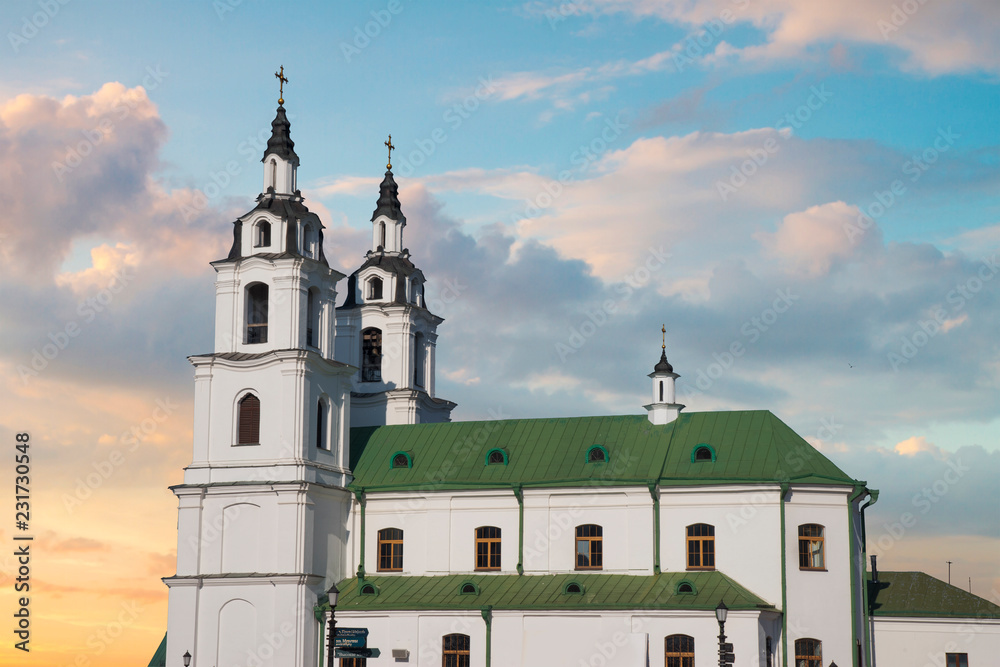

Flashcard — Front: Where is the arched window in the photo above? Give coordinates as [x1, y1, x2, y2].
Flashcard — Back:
[459, 582, 479, 595]
[414, 281, 423, 307]
[315, 399, 326, 450]
[766, 637, 773, 667]
[237, 394, 260, 445]
[575, 524, 603, 570]
[361, 328, 382, 382]
[693, 444, 715, 462]
[359, 583, 378, 596]
[794, 639, 822, 667]
[564, 582, 584, 594]
[442, 634, 470, 667]
[665, 635, 694, 667]
[377, 528, 403, 571]
[675, 581, 696, 595]
[413, 332, 424, 387]
[269, 158, 276, 190]
[485, 448, 507, 465]
[245, 283, 268, 344]
[255, 220, 271, 247]
[302, 223, 316, 259]
[659, 380, 664, 402]
[379, 221, 386, 250]
[368, 276, 383, 301]
[307, 287, 320, 348]
[475, 526, 501, 571]
[798, 524, 825, 570]
[686, 523, 715, 570]
[587, 445, 608, 463]
[391, 452, 412, 469]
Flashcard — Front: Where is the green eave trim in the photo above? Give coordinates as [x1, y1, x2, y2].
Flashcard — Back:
[332, 571, 774, 613]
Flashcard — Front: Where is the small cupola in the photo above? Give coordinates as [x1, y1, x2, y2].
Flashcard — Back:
[370, 135, 406, 254]
[645, 325, 684, 425]
[261, 66, 299, 195]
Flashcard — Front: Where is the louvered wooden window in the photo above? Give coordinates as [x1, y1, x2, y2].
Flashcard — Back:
[238, 394, 260, 445]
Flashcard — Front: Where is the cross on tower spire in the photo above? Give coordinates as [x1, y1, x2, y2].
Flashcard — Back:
[274, 65, 288, 105]
[661, 323, 666, 350]
[385, 134, 395, 170]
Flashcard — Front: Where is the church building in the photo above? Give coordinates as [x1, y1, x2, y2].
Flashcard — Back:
[158, 84, 1000, 667]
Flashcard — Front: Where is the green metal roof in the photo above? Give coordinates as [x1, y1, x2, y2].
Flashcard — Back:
[334, 571, 773, 612]
[348, 410, 857, 492]
[147, 632, 166, 667]
[870, 571, 1000, 619]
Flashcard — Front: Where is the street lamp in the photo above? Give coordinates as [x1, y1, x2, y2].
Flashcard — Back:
[182, 650, 191, 667]
[716, 601, 733, 667]
[326, 582, 340, 667]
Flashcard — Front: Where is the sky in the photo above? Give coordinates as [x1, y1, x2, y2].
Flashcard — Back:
[0, 0, 998, 665]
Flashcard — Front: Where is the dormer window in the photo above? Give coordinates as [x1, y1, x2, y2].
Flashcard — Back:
[255, 220, 271, 248]
[368, 276, 383, 301]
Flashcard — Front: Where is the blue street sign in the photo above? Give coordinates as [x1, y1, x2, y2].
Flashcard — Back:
[334, 648, 380, 659]
[332, 627, 369, 649]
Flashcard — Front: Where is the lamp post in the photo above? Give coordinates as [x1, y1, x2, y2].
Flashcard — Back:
[716, 600, 733, 667]
[182, 650, 191, 667]
[326, 583, 340, 667]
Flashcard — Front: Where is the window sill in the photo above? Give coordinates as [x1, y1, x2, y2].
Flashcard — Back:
[575, 566, 604, 571]
[232, 442, 260, 447]
[686, 566, 716, 571]
[799, 567, 828, 572]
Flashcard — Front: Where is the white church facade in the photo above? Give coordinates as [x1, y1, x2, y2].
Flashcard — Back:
[157, 92, 1000, 667]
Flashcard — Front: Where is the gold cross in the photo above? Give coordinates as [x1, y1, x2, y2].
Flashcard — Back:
[385, 134, 395, 170]
[661, 324, 666, 350]
[275, 65, 288, 105]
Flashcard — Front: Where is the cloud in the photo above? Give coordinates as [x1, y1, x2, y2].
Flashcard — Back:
[894, 436, 943, 458]
[534, 0, 1000, 75]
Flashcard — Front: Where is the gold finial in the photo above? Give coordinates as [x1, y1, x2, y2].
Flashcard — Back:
[385, 134, 395, 170]
[274, 65, 288, 105]
[661, 324, 666, 350]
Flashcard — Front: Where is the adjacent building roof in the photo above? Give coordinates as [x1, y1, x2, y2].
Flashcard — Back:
[870, 571, 1000, 619]
[333, 571, 772, 613]
[147, 633, 166, 667]
[348, 410, 858, 492]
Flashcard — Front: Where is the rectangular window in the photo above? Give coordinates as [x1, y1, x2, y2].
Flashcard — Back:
[475, 526, 501, 570]
[686, 524, 715, 570]
[946, 654, 969, 667]
[798, 524, 825, 570]
[575, 524, 603, 570]
[377, 528, 403, 572]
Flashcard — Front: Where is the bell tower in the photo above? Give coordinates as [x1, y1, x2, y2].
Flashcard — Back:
[164, 71, 355, 667]
[335, 137, 456, 426]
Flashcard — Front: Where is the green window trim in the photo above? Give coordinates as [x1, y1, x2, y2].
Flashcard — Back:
[485, 448, 508, 466]
[390, 451, 412, 469]
[563, 581, 585, 595]
[359, 582, 379, 596]
[691, 443, 717, 463]
[674, 580, 697, 595]
[459, 581, 480, 596]
[586, 445, 609, 464]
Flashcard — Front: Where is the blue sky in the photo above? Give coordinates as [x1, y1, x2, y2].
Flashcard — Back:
[1, 1, 999, 664]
